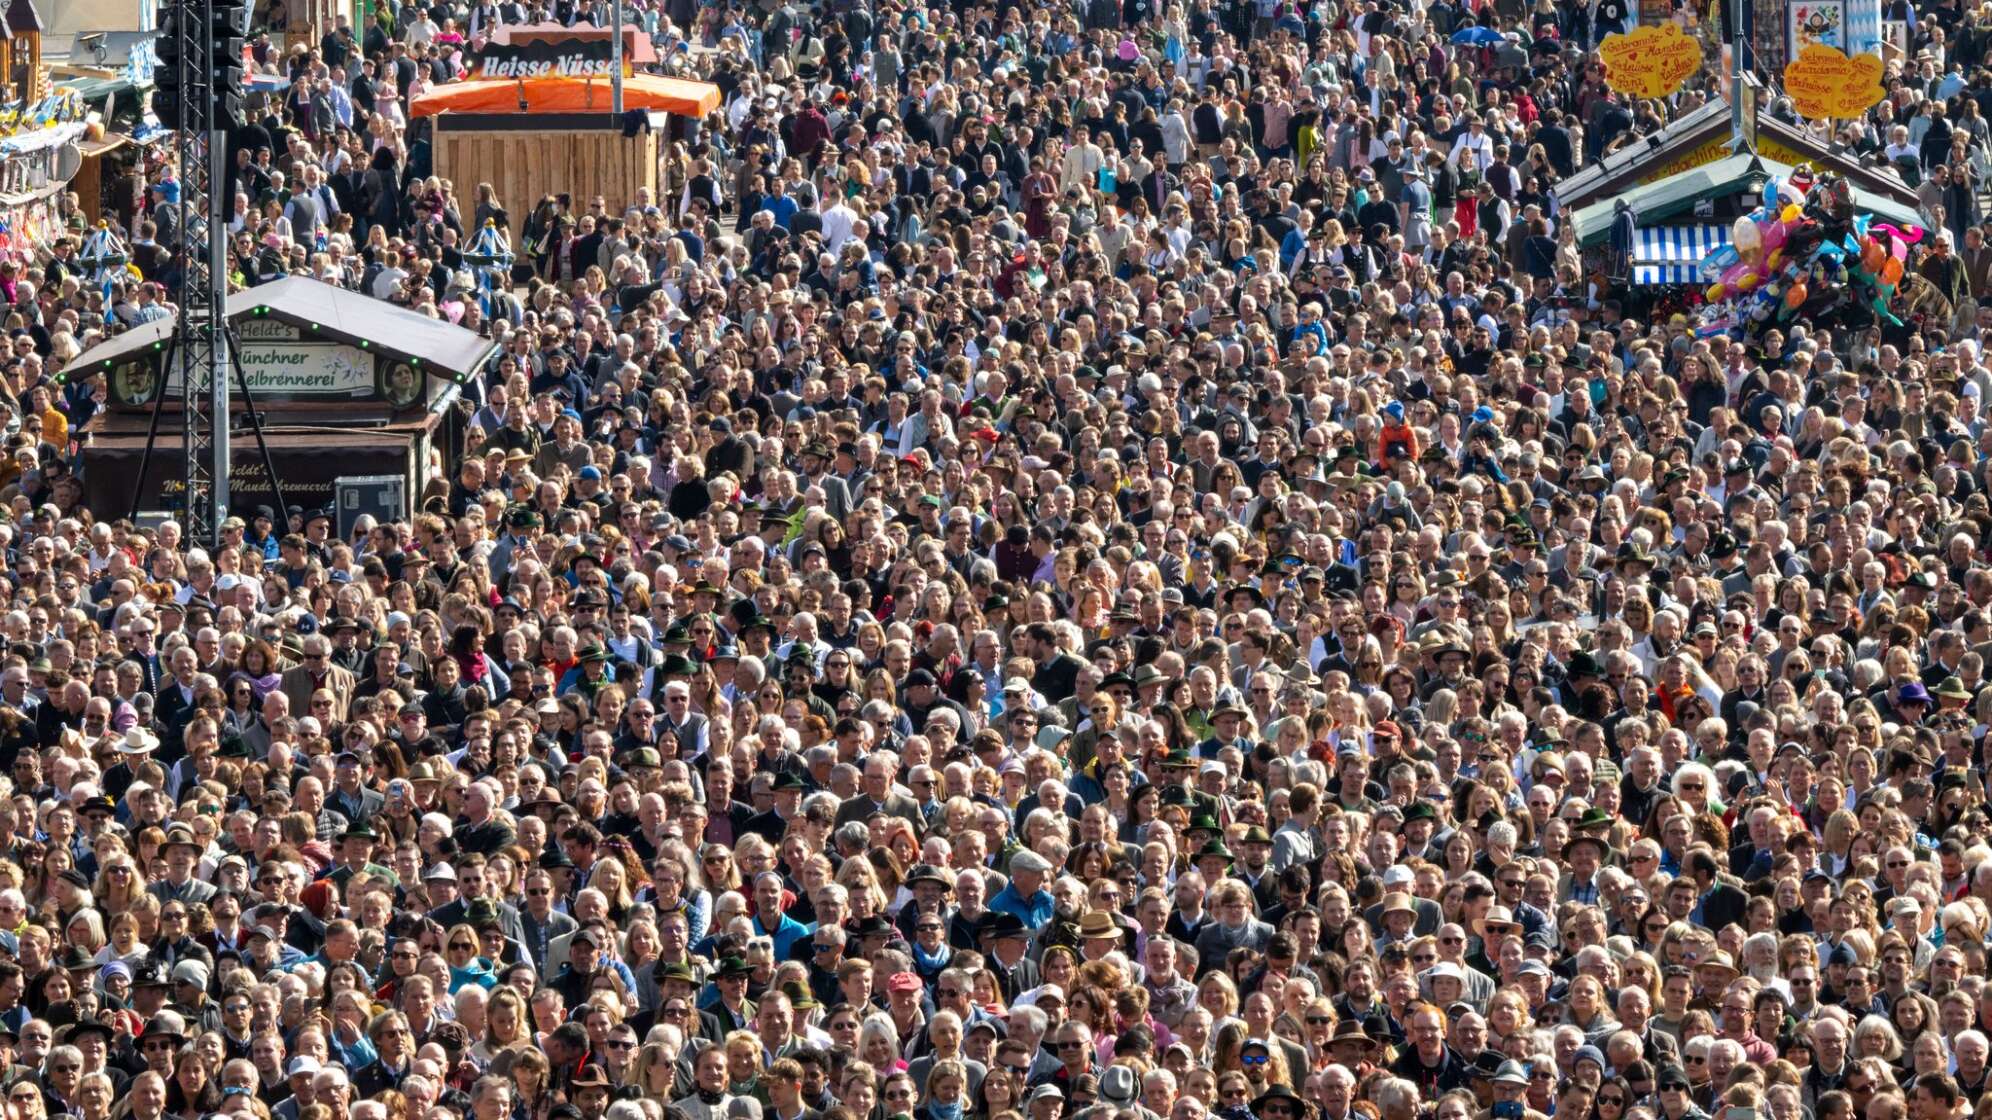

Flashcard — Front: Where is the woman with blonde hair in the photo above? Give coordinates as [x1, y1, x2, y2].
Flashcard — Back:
[473, 985, 531, 1064]
[1853, 1014, 1904, 1063]
[836, 857, 889, 918]
[91, 856, 145, 916]
[861, 1013, 908, 1074]
[589, 857, 636, 925]
[698, 844, 741, 898]
[1197, 970, 1241, 1027]
[633, 1041, 679, 1100]
[1486, 989, 1534, 1051]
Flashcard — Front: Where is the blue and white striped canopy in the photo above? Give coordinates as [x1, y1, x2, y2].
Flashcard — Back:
[1633, 225, 1732, 286]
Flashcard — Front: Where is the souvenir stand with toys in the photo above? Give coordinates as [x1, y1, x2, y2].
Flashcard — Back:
[1693, 168, 1947, 350]
[0, 88, 88, 271]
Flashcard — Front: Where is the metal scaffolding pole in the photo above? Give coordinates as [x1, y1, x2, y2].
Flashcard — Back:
[154, 1, 267, 548]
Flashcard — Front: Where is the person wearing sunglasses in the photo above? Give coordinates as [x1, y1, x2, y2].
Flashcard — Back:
[438, 919, 500, 996]
[1236, 1037, 1288, 1095]
[350, 1010, 418, 1099]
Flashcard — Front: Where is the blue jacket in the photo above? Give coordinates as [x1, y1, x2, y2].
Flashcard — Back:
[987, 884, 1054, 928]
[755, 912, 810, 961]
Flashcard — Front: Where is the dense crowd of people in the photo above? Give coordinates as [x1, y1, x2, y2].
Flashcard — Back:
[9, 5, 1992, 1120]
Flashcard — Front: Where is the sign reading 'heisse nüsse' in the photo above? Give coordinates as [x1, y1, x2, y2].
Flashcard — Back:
[475, 38, 618, 78]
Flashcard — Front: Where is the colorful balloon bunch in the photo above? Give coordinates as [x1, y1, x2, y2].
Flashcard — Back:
[1694, 172, 1921, 341]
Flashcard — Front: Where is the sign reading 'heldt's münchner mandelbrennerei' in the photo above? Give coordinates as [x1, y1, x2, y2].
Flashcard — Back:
[166, 344, 374, 396]
[163, 319, 374, 397]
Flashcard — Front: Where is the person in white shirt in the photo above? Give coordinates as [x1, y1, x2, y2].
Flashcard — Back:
[403, 13, 439, 48]
[1161, 104, 1191, 167]
[1449, 117, 1495, 176]
[1060, 126, 1105, 198]
[820, 196, 860, 255]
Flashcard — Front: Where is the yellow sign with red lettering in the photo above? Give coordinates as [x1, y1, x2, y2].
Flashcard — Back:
[1782, 44, 1886, 119]
[1637, 135, 1813, 185]
[1598, 25, 1704, 99]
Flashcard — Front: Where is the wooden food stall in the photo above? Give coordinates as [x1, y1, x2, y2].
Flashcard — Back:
[410, 29, 718, 216]
[69, 277, 496, 520]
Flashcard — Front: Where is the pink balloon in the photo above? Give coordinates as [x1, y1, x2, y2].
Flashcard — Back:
[1761, 222, 1789, 252]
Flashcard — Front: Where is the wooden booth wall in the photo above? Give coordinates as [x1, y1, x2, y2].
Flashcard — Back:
[1, 0, 44, 106]
[434, 117, 658, 220]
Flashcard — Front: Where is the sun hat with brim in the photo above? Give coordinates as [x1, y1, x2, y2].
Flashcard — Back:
[118, 728, 160, 755]
[1328, 1021, 1379, 1050]
[1493, 1061, 1532, 1087]
[1195, 839, 1234, 864]
[1563, 833, 1614, 861]
[1380, 891, 1418, 919]
[1098, 672, 1137, 695]
[1251, 1086, 1312, 1117]
[1697, 950, 1741, 980]
[1424, 961, 1466, 984]
[58, 1021, 115, 1047]
[141, 1010, 188, 1045]
[1571, 807, 1616, 832]
[979, 913, 1031, 942]
[1475, 906, 1523, 939]
[1076, 911, 1120, 940]
[903, 864, 949, 888]
[1938, 677, 1973, 700]
[1615, 542, 1654, 569]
